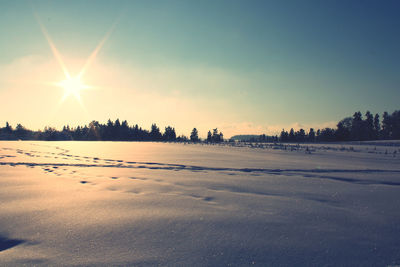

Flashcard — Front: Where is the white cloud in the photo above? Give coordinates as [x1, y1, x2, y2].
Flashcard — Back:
[0, 55, 339, 137]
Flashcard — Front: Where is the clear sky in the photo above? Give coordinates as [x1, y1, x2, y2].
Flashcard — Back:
[0, 0, 399, 137]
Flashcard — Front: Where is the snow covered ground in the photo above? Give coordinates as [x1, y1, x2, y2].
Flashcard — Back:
[0, 141, 399, 266]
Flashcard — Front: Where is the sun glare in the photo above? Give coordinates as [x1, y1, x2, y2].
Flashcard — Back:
[34, 12, 117, 109]
[58, 76, 90, 102]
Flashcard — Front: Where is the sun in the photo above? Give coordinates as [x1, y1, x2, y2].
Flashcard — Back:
[57, 76, 90, 103]
[35, 13, 114, 109]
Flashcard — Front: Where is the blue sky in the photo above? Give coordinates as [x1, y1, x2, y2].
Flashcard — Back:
[0, 0, 399, 137]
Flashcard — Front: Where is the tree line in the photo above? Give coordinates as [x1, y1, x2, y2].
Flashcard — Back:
[279, 110, 400, 142]
[0, 119, 224, 143]
[0, 110, 399, 142]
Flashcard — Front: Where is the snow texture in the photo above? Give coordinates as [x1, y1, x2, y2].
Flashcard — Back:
[0, 141, 399, 266]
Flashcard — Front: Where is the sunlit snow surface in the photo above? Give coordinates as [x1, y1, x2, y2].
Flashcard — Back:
[0, 141, 399, 266]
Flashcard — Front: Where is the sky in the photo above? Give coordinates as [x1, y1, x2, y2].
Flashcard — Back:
[0, 0, 399, 138]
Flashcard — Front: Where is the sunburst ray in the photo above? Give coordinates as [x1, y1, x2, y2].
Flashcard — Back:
[33, 12, 71, 79]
